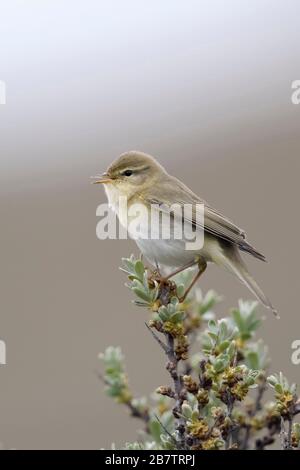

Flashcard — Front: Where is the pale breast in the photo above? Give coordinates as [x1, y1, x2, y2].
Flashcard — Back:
[104, 184, 220, 268]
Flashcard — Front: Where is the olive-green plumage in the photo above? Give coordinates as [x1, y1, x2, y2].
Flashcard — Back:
[93, 151, 277, 317]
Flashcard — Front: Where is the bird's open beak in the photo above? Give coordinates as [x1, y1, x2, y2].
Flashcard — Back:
[90, 173, 113, 184]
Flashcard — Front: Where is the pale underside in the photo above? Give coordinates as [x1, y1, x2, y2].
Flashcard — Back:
[103, 174, 276, 314]
[104, 182, 226, 270]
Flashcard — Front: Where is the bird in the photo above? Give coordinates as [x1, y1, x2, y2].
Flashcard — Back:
[92, 150, 277, 317]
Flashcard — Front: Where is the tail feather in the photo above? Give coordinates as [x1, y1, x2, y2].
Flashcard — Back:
[214, 245, 279, 318]
[239, 241, 267, 262]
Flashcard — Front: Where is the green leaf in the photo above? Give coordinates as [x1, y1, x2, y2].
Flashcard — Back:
[208, 320, 218, 335]
[231, 309, 245, 332]
[191, 409, 200, 422]
[158, 306, 170, 322]
[246, 351, 259, 370]
[170, 297, 179, 306]
[182, 403, 193, 419]
[214, 359, 225, 373]
[267, 375, 277, 387]
[176, 284, 185, 298]
[207, 331, 218, 340]
[219, 340, 230, 352]
[219, 321, 228, 341]
[134, 260, 145, 278]
[133, 300, 149, 307]
[132, 287, 151, 302]
[227, 341, 236, 359]
[170, 311, 185, 323]
[121, 257, 135, 273]
[149, 419, 162, 443]
[198, 290, 221, 314]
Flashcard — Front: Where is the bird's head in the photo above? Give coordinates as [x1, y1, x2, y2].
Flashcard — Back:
[92, 151, 166, 199]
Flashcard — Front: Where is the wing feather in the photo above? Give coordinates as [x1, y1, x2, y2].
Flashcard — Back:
[138, 175, 266, 261]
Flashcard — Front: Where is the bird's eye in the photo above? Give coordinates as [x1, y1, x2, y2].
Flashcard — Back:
[122, 169, 133, 177]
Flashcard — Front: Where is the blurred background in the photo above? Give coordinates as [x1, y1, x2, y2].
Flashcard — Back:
[0, 0, 299, 449]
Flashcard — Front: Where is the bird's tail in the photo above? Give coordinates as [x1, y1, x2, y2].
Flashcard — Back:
[214, 245, 279, 318]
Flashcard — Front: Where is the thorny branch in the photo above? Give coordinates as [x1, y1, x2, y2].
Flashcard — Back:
[146, 322, 186, 449]
[98, 255, 300, 450]
[242, 377, 267, 449]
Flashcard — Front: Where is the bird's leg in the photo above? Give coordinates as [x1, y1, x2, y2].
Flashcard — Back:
[179, 259, 207, 303]
[165, 260, 199, 280]
[148, 260, 178, 306]
[150, 259, 204, 306]
[148, 259, 162, 282]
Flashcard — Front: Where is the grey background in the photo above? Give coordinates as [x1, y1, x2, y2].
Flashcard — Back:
[0, 0, 299, 449]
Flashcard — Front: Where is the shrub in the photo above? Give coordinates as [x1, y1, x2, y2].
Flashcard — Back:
[98, 255, 300, 450]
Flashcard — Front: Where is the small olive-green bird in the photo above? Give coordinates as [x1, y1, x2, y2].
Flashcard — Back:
[93, 151, 277, 316]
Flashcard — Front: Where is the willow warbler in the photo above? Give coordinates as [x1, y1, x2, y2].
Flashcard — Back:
[93, 151, 277, 316]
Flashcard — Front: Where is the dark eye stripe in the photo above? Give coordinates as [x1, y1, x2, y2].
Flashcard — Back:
[121, 165, 150, 176]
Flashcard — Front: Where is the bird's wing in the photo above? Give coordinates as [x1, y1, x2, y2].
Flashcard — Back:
[139, 175, 266, 261]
